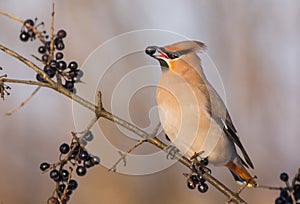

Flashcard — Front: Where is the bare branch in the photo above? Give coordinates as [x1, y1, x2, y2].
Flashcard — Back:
[6, 86, 41, 115]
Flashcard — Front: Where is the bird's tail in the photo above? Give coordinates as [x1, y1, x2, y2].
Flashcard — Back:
[226, 160, 257, 187]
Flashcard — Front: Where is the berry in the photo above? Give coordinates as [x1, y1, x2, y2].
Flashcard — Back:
[280, 172, 289, 182]
[36, 74, 45, 82]
[20, 31, 29, 42]
[66, 189, 73, 196]
[76, 166, 87, 176]
[24, 19, 34, 26]
[56, 41, 65, 50]
[274, 197, 284, 204]
[190, 174, 199, 185]
[70, 70, 84, 82]
[60, 169, 69, 181]
[91, 155, 100, 165]
[68, 61, 78, 70]
[64, 81, 74, 90]
[199, 177, 206, 184]
[79, 149, 89, 161]
[57, 29, 67, 38]
[186, 178, 196, 189]
[68, 179, 78, 190]
[55, 52, 64, 60]
[84, 159, 94, 168]
[200, 158, 209, 166]
[27, 29, 35, 39]
[38, 46, 46, 54]
[40, 162, 50, 171]
[59, 143, 70, 154]
[49, 60, 57, 69]
[42, 54, 49, 63]
[45, 41, 51, 51]
[69, 145, 80, 159]
[59, 183, 66, 193]
[57, 61, 67, 70]
[280, 190, 289, 200]
[50, 169, 59, 180]
[54, 37, 63, 46]
[197, 183, 208, 193]
[47, 197, 59, 204]
[44, 67, 56, 78]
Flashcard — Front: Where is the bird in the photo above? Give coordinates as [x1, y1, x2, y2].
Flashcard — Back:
[145, 40, 257, 186]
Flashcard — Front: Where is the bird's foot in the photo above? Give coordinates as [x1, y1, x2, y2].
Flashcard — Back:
[190, 152, 211, 175]
[165, 145, 181, 160]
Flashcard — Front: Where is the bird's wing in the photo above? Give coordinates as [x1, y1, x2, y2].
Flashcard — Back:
[202, 82, 254, 169]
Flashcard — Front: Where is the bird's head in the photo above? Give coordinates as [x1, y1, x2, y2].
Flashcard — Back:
[145, 40, 206, 73]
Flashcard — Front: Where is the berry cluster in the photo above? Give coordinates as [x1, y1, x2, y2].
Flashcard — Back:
[186, 158, 209, 193]
[19, 18, 83, 93]
[40, 139, 100, 203]
[275, 172, 300, 204]
[19, 18, 46, 42]
[186, 173, 209, 193]
[0, 68, 10, 99]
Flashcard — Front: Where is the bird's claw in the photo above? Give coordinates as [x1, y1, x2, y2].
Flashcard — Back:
[166, 145, 181, 160]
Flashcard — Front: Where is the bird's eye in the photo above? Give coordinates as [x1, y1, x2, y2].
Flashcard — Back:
[167, 52, 179, 59]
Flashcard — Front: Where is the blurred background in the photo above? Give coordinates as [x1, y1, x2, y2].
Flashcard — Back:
[1, 1, 300, 203]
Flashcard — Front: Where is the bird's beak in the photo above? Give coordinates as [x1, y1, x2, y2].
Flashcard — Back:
[145, 46, 170, 60]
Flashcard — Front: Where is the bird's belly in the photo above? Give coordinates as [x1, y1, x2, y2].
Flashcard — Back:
[156, 76, 224, 160]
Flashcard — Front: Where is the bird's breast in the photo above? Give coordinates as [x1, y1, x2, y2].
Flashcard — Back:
[156, 71, 222, 157]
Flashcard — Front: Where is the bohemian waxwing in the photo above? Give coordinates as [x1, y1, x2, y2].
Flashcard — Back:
[145, 40, 257, 186]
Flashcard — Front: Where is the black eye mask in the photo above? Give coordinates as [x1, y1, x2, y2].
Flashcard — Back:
[159, 47, 192, 59]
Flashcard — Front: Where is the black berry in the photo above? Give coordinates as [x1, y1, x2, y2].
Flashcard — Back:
[197, 183, 208, 193]
[79, 149, 89, 161]
[280, 172, 289, 182]
[20, 31, 29, 42]
[49, 60, 57, 69]
[68, 179, 78, 190]
[42, 54, 49, 63]
[57, 61, 67, 70]
[200, 158, 209, 166]
[56, 41, 65, 50]
[27, 29, 35, 39]
[59, 183, 66, 193]
[60, 169, 69, 181]
[24, 19, 34, 26]
[45, 41, 51, 51]
[36, 74, 45, 82]
[64, 81, 74, 90]
[44, 67, 56, 78]
[50, 169, 60, 180]
[57, 29, 67, 38]
[68, 61, 78, 70]
[76, 166, 87, 176]
[84, 159, 94, 168]
[40, 162, 50, 171]
[190, 174, 199, 185]
[59, 143, 70, 154]
[187, 177, 196, 189]
[55, 52, 64, 60]
[91, 156, 100, 165]
[38, 46, 46, 54]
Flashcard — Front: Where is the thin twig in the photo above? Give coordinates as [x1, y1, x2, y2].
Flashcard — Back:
[6, 86, 41, 115]
[1, 78, 52, 88]
[109, 139, 146, 172]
